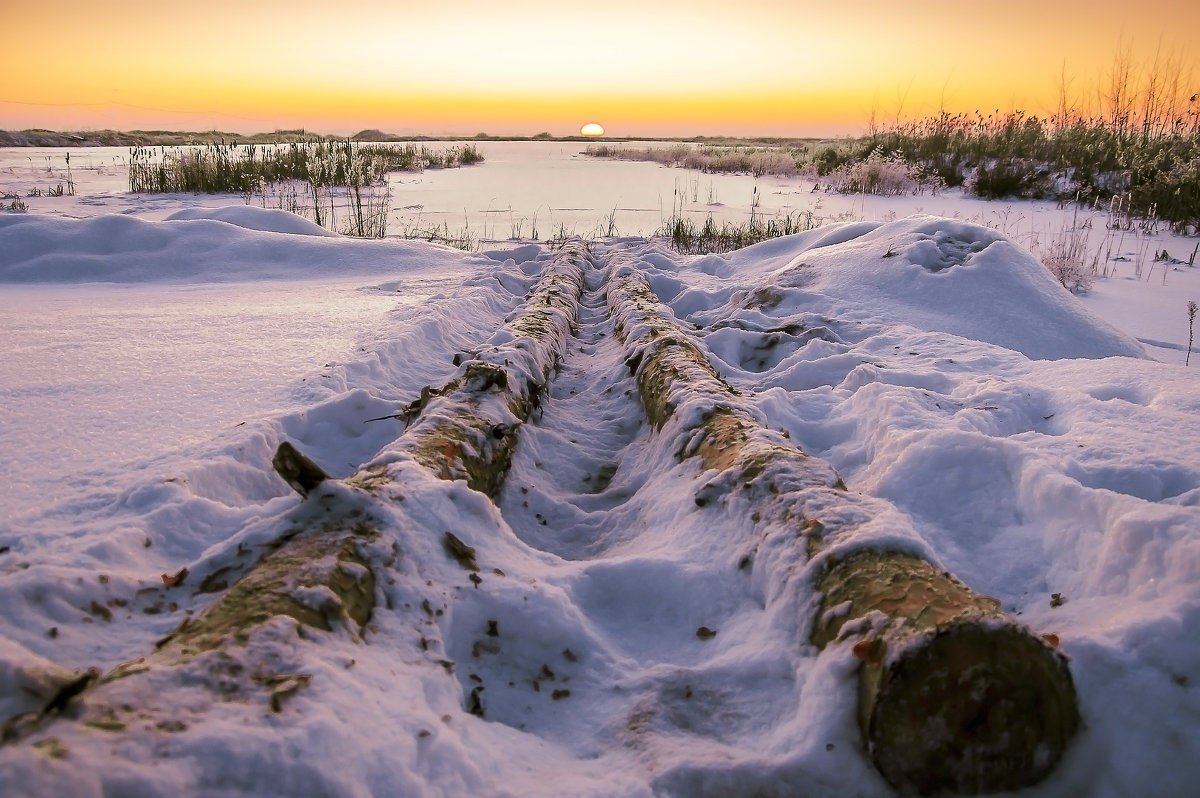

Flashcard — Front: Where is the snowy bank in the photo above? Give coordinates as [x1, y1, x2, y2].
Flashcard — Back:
[0, 206, 472, 284]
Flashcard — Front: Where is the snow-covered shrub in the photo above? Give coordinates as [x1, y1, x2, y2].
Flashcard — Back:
[1039, 227, 1095, 292]
[825, 148, 944, 196]
[747, 151, 801, 177]
[969, 157, 1053, 199]
[680, 148, 801, 177]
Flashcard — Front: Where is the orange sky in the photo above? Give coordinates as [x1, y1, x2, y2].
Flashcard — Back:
[2, 0, 1197, 137]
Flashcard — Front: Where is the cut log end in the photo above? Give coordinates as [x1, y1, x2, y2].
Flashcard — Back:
[272, 441, 329, 497]
[814, 551, 1080, 794]
[867, 622, 1080, 796]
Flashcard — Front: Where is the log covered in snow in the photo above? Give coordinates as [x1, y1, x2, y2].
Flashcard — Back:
[0, 243, 590, 746]
[605, 256, 1079, 795]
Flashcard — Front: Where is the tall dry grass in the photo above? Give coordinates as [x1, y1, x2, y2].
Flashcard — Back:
[128, 140, 482, 238]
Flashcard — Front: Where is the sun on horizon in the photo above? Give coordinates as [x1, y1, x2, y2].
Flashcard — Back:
[581, 123, 604, 137]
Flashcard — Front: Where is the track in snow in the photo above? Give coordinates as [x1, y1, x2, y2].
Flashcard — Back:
[498, 260, 652, 560]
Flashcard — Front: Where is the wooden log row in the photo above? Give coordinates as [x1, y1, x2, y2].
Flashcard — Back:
[603, 257, 1079, 796]
[2, 242, 591, 747]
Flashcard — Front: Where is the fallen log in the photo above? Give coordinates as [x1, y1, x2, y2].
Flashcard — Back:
[0, 500, 383, 748]
[168, 241, 587, 682]
[0, 243, 590, 748]
[361, 241, 588, 498]
[604, 256, 1079, 795]
[185, 241, 588, 654]
[813, 551, 1079, 795]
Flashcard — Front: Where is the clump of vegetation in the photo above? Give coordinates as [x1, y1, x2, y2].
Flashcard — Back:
[388, 204, 820, 255]
[658, 210, 821, 255]
[1038, 224, 1096, 293]
[822, 148, 944, 196]
[15, 153, 78, 198]
[128, 141, 481, 194]
[853, 49, 1200, 233]
[61, 152, 76, 196]
[1187, 301, 1198, 366]
[585, 53, 1199, 235]
[128, 140, 482, 238]
[586, 142, 808, 177]
[452, 144, 485, 166]
[396, 219, 477, 251]
[855, 105, 1199, 234]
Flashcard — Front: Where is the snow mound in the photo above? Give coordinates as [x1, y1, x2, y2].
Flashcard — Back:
[164, 205, 338, 237]
[0, 213, 469, 284]
[717, 217, 1145, 361]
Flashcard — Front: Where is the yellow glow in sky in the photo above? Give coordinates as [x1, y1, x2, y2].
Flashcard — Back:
[2, 0, 1197, 136]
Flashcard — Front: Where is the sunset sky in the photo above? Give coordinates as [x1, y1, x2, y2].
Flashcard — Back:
[2, 0, 1197, 138]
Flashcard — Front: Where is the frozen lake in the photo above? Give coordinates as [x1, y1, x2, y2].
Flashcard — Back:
[2, 141, 791, 237]
[1, 140, 1085, 241]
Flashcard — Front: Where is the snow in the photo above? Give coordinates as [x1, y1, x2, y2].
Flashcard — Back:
[1, 153, 1200, 797]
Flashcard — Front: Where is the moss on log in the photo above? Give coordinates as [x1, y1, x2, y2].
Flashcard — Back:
[606, 263, 838, 488]
[608, 266, 728, 432]
[0, 521, 381, 744]
[165, 524, 378, 656]
[631, 336, 719, 430]
[604, 257, 1079, 794]
[408, 410, 526, 499]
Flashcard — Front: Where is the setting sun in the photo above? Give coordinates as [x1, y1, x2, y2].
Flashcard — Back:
[580, 123, 604, 137]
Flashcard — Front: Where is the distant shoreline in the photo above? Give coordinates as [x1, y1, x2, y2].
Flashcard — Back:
[0, 128, 828, 148]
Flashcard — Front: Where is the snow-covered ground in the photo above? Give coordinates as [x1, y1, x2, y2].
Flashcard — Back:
[1, 150, 1199, 797]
